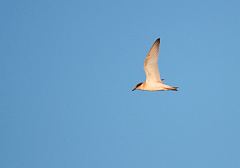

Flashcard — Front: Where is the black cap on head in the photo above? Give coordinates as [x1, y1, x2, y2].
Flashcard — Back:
[132, 82, 143, 91]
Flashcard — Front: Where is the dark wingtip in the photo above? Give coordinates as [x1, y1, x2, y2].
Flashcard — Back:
[156, 38, 160, 42]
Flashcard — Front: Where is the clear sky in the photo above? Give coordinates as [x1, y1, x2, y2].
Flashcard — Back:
[1, 0, 240, 167]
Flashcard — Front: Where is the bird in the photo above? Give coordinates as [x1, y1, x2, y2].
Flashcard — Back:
[132, 38, 178, 91]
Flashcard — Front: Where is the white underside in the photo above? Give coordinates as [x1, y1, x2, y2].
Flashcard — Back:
[140, 82, 174, 91]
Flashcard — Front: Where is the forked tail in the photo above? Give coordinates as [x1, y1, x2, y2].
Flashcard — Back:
[169, 87, 178, 91]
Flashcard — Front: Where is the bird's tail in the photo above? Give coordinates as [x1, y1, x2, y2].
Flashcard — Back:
[169, 86, 178, 91]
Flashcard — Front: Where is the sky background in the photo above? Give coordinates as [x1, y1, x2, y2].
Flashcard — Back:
[1, 0, 240, 167]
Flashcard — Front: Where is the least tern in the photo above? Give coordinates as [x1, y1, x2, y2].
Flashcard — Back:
[132, 38, 178, 91]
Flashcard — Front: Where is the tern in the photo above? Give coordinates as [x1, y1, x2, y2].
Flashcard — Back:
[132, 38, 178, 91]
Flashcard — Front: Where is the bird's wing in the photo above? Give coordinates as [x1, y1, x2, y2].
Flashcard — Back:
[144, 38, 162, 84]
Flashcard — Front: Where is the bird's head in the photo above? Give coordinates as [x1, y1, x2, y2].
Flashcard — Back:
[132, 82, 143, 91]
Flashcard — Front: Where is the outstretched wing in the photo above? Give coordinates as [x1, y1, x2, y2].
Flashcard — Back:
[144, 38, 162, 84]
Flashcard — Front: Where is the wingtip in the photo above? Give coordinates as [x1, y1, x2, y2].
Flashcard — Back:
[156, 38, 160, 42]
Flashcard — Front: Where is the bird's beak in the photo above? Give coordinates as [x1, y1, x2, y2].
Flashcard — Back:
[132, 87, 136, 91]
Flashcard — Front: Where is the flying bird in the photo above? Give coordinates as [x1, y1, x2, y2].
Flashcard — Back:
[132, 38, 178, 91]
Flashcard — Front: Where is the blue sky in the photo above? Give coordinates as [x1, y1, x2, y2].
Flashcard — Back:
[1, 0, 240, 167]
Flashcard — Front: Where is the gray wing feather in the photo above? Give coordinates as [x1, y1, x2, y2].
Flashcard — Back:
[144, 38, 162, 84]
